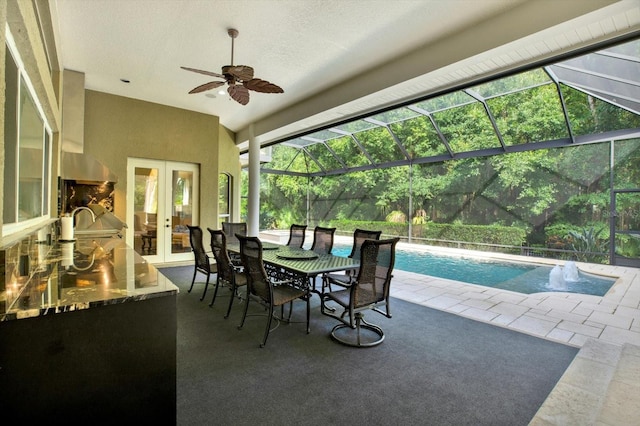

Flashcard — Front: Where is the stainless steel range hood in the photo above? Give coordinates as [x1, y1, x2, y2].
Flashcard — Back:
[61, 70, 118, 183]
[61, 152, 118, 183]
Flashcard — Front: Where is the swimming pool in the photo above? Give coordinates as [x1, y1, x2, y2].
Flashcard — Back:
[330, 244, 616, 296]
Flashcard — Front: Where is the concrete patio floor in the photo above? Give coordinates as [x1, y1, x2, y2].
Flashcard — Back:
[383, 242, 640, 425]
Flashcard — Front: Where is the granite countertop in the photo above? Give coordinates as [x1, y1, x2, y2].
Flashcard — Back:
[1, 237, 179, 321]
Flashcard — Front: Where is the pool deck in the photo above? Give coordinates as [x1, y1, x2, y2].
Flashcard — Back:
[388, 242, 640, 348]
[262, 232, 640, 423]
[383, 241, 640, 425]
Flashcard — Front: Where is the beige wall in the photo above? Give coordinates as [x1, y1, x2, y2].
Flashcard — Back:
[84, 90, 239, 233]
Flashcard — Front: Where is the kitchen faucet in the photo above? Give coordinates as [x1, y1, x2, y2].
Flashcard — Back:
[71, 206, 96, 224]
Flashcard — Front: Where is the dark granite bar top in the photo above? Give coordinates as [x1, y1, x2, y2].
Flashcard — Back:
[1, 237, 179, 321]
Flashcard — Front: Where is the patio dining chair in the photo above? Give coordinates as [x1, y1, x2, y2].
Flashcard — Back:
[222, 222, 247, 244]
[237, 235, 310, 348]
[186, 225, 217, 301]
[310, 226, 336, 255]
[322, 228, 382, 291]
[286, 224, 307, 248]
[222, 222, 247, 265]
[207, 228, 248, 318]
[321, 237, 399, 347]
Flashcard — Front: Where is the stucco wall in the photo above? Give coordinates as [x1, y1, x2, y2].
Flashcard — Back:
[83, 90, 234, 233]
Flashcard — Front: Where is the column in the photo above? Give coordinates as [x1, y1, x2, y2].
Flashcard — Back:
[247, 124, 260, 237]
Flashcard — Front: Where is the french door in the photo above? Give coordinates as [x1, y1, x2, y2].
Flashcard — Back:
[126, 158, 199, 264]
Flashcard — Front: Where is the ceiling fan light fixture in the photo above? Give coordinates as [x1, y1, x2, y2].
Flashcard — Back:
[181, 27, 284, 105]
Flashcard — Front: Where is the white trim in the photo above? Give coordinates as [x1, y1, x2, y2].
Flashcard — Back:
[3, 25, 54, 236]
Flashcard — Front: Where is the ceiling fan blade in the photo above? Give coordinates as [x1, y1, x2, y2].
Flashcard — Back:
[244, 78, 284, 93]
[223, 65, 254, 81]
[181, 66, 225, 79]
[228, 84, 250, 105]
[188, 80, 225, 94]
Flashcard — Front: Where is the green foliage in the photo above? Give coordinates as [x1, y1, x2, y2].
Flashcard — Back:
[329, 220, 526, 247]
[568, 226, 609, 263]
[386, 210, 406, 223]
[412, 216, 427, 224]
[615, 234, 640, 258]
[250, 70, 640, 265]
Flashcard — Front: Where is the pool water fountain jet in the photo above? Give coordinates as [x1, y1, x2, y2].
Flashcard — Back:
[563, 261, 580, 282]
[548, 265, 567, 291]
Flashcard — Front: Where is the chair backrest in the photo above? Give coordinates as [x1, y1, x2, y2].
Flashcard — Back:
[146, 213, 157, 226]
[222, 222, 247, 245]
[187, 225, 210, 270]
[286, 224, 307, 248]
[208, 228, 234, 282]
[237, 235, 271, 303]
[133, 213, 144, 232]
[350, 229, 383, 259]
[353, 238, 399, 308]
[311, 226, 336, 255]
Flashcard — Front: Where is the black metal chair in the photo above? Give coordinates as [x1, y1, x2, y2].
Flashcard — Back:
[286, 224, 307, 248]
[222, 222, 247, 244]
[207, 228, 248, 318]
[222, 222, 247, 265]
[323, 228, 382, 290]
[321, 238, 399, 347]
[186, 225, 217, 301]
[310, 226, 336, 255]
[236, 235, 310, 348]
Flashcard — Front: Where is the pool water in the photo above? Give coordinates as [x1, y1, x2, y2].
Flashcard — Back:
[330, 245, 616, 296]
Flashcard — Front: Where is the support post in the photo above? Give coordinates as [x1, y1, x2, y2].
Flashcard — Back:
[248, 124, 260, 237]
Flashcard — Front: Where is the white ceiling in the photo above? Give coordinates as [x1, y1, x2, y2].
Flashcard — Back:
[49, 0, 640, 147]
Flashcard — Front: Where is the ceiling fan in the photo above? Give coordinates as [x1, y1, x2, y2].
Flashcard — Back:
[181, 28, 284, 105]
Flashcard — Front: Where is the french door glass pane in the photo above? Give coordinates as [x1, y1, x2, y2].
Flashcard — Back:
[171, 170, 193, 254]
[134, 167, 159, 256]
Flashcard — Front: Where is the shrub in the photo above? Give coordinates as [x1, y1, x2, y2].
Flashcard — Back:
[329, 220, 525, 247]
[386, 211, 406, 223]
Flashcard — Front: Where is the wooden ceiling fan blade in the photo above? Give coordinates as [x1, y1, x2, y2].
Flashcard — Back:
[188, 80, 226, 94]
[228, 85, 250, 105]
[181, 66, 225, 79]
[223, 65, 254, 81]
[244, 78, 284, 93]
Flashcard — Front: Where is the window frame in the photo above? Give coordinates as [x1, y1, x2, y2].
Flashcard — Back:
[218, 172, 232, 226]
[3, 25, 53, 236]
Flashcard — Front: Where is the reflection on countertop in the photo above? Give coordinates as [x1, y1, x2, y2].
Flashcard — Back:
[1, 236, 178, 321]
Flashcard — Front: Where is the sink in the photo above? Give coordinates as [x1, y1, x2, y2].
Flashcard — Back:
[74, 235, 122, 255]
[75, 228, 121, 237]
[73, 204, 126, 238]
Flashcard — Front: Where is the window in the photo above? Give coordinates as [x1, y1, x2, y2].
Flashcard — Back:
[218, 173, 231, 227]
[3, 28, 52, 233]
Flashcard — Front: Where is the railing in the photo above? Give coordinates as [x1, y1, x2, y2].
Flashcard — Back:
[333, 231, 610, 264]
